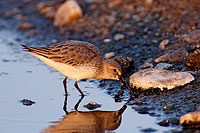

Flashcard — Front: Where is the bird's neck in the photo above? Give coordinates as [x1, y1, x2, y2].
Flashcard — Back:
[95, 61, 110, 79]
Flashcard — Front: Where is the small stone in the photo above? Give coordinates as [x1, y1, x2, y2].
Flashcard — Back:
[145, 0, 153, 7]
[155, 47, 188, 63]
[152, 39, 158, 44]
[37, 1, 46, 10]
[104, 38, 111, 43]
[51, 39, 57, 43]
[117, 90, 124, 94]
[17, 22, 32, 30]
[25, 33, 31, 38]
[180, 112, 200, 127]
[114, 33, 125, 41]
[135, 107, 150, 114]
[5, 11, 13, 17]
[139, 62, 153, 69]
[20, 99, 36, 106]
[54, 0, 83, 27]
[182, 29, 200, 43]
[159, 39, 169, 49]
[131, 106, 137, 109]
[40, 7, 54, 15]
[129, 68, 195, 90]
[105, 52, 115, 59]
[184, 49, 200, 69]
[30, 30, 36, 36]
[154, 53, 170, 63]
[185, 85, 193, 90]
[83, 102, 101, 110]
[155, 63, 172, 69]
[14, 15, 27, 21]
[45, 11, 55, 19]
[197, 105, 200, 111]
[163, 104, 174, 111]
[158, 120, 169, 127]
[141, 128, 157, 132]
[38, 36, 44, 40]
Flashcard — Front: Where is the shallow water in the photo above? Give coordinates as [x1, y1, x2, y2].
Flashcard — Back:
[0, 30, 179, 133]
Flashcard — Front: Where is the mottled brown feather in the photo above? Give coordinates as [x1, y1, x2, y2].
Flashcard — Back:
[22, 40, 103, 67]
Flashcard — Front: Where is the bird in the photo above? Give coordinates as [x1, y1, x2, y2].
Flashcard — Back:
[22, 40, 134, 96]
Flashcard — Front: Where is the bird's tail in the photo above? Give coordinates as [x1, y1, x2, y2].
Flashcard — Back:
[21, 45, 49, 58]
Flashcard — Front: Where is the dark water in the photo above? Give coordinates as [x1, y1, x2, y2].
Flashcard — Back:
[0, 30, 179, 133]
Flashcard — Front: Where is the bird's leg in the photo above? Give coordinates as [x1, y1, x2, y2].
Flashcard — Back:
[74, 95, 84, 111]
[74, 81, 84, 96]
[63, 77, 68, 96]
[63, 95, 68, 114]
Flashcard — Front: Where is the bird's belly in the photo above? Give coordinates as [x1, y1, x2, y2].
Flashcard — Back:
[31, 53, 96, 81]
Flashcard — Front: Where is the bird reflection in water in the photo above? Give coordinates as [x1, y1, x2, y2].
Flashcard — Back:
[44, 95, 132, 133]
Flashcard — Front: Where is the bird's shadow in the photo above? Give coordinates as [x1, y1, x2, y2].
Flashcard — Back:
[43, 95, 133, 133]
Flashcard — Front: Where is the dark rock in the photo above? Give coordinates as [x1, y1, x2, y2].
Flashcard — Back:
[184, 49, 200, 69]
[83, 102, 101, 110]
[155, 47, 188, 63]
[19, 99, 36, 106]
[158, 119, 169, 127]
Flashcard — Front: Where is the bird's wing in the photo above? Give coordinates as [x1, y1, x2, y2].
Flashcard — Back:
[22, 40, 103, 67]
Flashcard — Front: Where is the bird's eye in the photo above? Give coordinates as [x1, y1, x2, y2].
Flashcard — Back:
[113, 69, 117, 72]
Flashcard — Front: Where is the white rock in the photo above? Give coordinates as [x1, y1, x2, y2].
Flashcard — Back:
[104, 38, 111, 43]
[114, 34, 125, 41]
[129, 68, 194, 90]
[54, 0, 83, 27]
[180, 112, 200, 125]
[104, 52, 115, 59]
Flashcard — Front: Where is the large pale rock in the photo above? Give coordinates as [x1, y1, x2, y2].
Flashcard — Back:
[129, 68, 194, 90]
[54, 0, 83, 27]
[180, 112, 200, 127]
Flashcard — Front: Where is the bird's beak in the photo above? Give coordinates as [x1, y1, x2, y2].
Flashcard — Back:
[119, 75, 134, 94]
[118, 104, 127, 115]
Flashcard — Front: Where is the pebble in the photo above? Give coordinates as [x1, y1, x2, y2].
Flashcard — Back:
[155, 47, 188, 63]
[37, 2, 46, 10]
[40, 7, 54, 15]
[180, 112, 200, 127]
[54, 0, 83, 27]
[155, 63, 172, 69]
[129, 68, 195, 90]
[184, 49, 200, 69]
[139, 62, 153, 69]
[5, 11, 13, 17]
[145, 0, 153, 7]
[182, 29, 200, 43]
[157, 120, 169, 127]
[197, 105, 200, 111]
[20, 99, 36, 106]
[139, 58, 154, 69]
[17, 22, 32, 30]
[104, 52, 115, 59]
[104, 38, 111, 43]
[83, 102, 101, 110]
[159, 39, 169, 49]
[114, 33, 125, 41]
